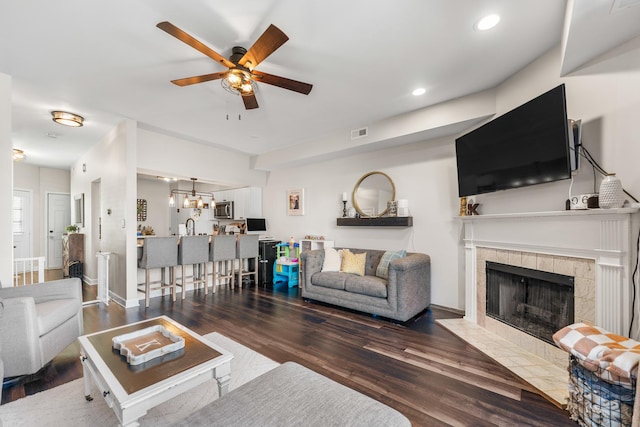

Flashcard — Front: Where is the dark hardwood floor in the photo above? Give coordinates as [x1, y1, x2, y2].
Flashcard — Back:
[2, 283, 576, 426]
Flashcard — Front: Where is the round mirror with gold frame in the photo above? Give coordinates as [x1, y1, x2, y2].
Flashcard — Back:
[352, 171, 396, 218]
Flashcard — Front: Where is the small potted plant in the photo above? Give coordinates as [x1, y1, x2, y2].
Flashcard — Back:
[65, 224, 79, 234]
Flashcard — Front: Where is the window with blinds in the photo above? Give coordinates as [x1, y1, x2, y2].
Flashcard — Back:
[12, 195, 24, 234]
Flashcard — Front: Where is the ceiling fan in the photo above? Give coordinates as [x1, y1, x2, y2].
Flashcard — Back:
[157, 21, 313, 110]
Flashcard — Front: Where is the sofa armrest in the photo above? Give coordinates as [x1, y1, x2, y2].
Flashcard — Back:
[0, 278, 82, 305]
[0, 297, 42, 377]
[387, 253, 431, 318]
[300, 249, 324, 289]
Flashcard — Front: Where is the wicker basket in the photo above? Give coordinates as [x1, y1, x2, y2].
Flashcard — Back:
[568, 356, 635, 426]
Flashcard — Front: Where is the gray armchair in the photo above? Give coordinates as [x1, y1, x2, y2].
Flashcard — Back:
[0, 278, 83, 379]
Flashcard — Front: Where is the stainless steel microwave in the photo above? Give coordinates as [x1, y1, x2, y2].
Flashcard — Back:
[214, 201, 234, 219]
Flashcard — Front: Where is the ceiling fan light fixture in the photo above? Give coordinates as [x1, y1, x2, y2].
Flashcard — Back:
[51, 110, 84, 127]
[222, 69, 255, 96]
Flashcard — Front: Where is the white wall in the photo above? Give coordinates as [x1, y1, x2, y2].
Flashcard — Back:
[136, 129, 268, 188]
[136, 177, 170, 236]
[263, 37, 640, 311]
[72, 119, 137, 306]
[473, 39, 640, 214]
[13, 163, 70, 259]
[264, 136, 464, 309]
[0, 73, 11, 286]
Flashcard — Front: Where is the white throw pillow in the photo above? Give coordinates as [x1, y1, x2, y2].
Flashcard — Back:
[321, 247, 342, 272]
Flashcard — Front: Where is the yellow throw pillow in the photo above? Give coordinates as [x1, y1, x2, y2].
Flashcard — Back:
[341, 249, 366, 276]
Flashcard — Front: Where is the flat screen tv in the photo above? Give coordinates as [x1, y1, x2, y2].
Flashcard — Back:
[245, 218, 267, 235]
[455, 84, 573, 197]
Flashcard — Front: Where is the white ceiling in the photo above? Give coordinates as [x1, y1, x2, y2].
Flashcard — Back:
[2, 0, 639, 170]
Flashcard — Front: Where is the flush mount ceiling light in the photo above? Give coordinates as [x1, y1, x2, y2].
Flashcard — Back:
[51, 110, 84, 127]
[475, 14, 501, 31]
[412, 88, 426, 96]
[12, 148, 26, 161]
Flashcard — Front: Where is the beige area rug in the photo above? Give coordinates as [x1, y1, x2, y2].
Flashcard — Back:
[0, 332, 279, 427]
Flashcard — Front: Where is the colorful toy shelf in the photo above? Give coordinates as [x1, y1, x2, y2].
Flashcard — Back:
[273, 242, 300, 287]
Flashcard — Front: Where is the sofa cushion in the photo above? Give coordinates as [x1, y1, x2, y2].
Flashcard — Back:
[312, 272, 348, 290]
[35, 299, 81, 336]
[321, 247, 342, 272]
[341, 249, 366, 276]
[345, 275, 388, 298]
[376, 250, 407, 279]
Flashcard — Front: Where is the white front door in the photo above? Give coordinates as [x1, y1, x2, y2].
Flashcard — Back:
[47, 193, 70, 269]
[13, 190, 33, 271]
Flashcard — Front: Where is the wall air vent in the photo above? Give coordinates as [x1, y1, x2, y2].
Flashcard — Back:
[351, 127, 368, 140]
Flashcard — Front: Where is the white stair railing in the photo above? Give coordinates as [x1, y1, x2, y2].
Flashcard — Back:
[96, 252, 111, 305]
[13, 256, 46, 287]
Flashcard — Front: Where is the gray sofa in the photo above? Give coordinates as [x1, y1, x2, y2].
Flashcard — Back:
[0, 278, 83, 378]
[301, 248, 430, 322]
[176, 362, 411, 426]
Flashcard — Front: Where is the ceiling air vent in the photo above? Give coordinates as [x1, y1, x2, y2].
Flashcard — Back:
[351, 127, 368, 140]
[611, 0, 640, 13]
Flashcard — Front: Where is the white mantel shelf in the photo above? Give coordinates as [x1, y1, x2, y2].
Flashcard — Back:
[460, 207, 640, 338]
[456, 207, 639, 221]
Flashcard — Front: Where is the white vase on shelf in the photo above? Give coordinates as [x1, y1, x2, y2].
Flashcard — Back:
[599, 173, 624, 209]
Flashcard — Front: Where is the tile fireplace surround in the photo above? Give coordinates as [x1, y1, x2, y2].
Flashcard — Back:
[441, 208, 639, 406]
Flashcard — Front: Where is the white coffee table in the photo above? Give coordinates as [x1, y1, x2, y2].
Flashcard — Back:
[78, 316, 233, 427]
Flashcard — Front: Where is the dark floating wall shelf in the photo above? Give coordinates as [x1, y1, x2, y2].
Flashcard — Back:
[336, 217, 413, 227]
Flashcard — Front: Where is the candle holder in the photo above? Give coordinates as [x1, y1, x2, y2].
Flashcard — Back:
[342, 200, 347, 217]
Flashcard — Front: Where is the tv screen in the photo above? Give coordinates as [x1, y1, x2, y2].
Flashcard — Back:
[245, 218, 267, 233]
[455, 84, 572, 197]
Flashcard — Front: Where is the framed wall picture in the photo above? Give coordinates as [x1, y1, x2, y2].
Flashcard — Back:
[287, 188, 304, 216]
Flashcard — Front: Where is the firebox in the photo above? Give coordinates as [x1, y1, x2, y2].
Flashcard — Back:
[486, 261, 574, 344]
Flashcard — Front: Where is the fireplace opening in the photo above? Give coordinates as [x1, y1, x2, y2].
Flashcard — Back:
[486, 261, 574, 344]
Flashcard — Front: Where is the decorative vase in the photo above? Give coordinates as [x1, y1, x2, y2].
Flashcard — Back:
[599, 173, 624, 209]
[386, 201, 398, 217]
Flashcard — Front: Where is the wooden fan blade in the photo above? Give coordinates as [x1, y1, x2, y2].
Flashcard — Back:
[242, 93, 259, 110]
[252, 71, 313, 95]
[157, 21, 235, 69]
[239, 24, 289, 70]
[171, 71, 228, 87]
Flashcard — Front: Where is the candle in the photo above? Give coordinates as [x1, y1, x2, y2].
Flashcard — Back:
[342, 192, 348, 202]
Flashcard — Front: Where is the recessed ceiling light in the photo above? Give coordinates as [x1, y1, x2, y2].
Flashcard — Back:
[475, 14, 500, 31]
[156, 176, 178, 182]
[412, 88, 426, 96]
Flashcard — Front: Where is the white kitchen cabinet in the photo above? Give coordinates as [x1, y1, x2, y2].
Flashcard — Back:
[234, 187, 262, 219]
[212, 187, 262, 220]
